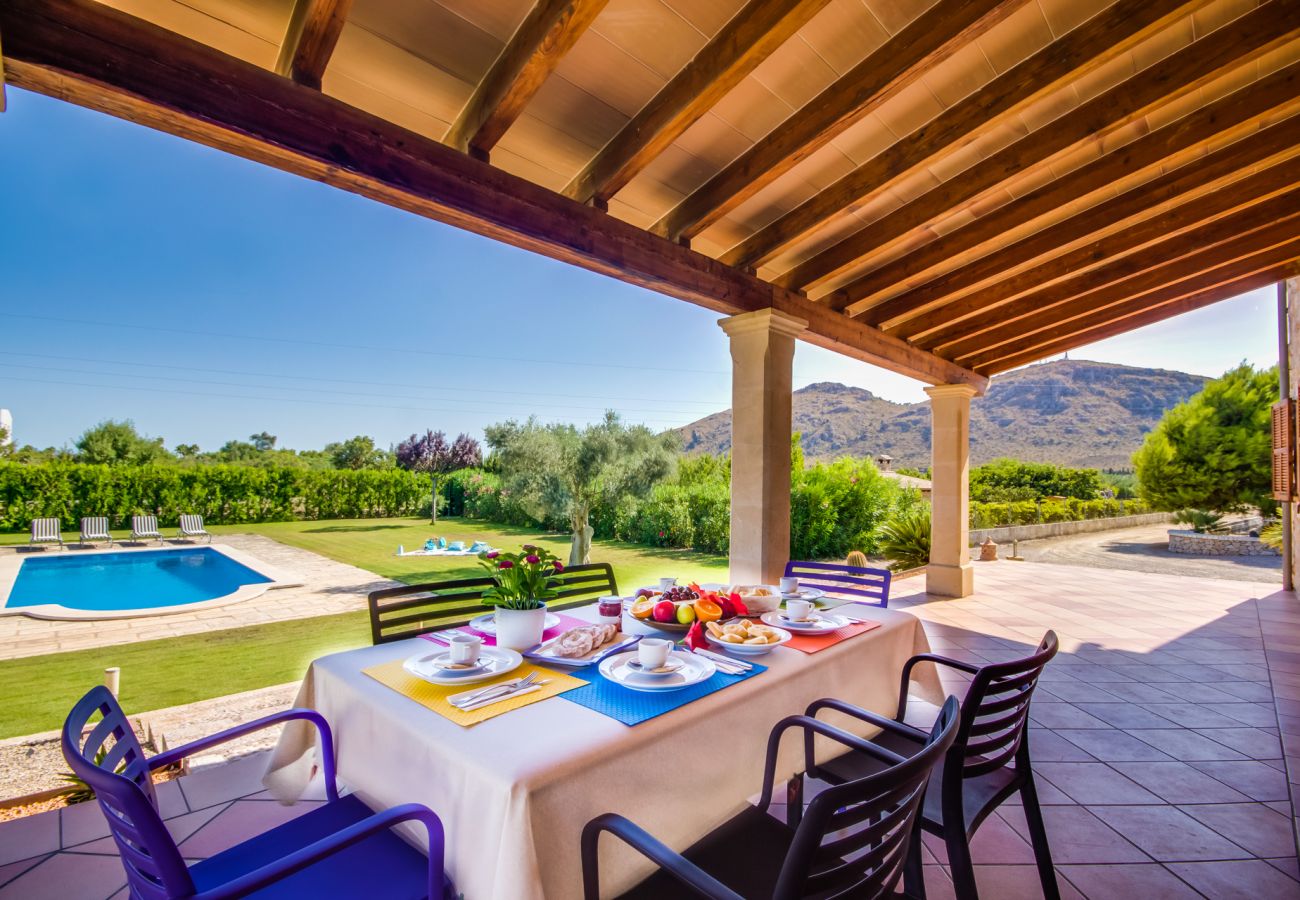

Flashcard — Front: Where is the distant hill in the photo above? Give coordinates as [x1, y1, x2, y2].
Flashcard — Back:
[678, 360, 1207, 470]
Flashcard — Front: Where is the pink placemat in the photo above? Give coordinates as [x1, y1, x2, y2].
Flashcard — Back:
[420, 611, 590, 647]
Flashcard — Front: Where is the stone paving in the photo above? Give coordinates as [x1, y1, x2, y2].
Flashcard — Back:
[1010, 522, 1283, 585]
[0, 535, 396, 660]
[2, 560, 1299, 898]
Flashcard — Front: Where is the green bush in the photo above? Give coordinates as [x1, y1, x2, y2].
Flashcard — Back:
[879, 506, 931, 571]
[0, 462, 429, 530]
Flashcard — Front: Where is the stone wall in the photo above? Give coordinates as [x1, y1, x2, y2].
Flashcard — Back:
[969, 512, 1174, 547]
[1168, 530, 1280, 557]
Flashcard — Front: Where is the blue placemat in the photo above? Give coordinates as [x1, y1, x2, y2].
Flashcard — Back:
[559, 655, 767, 725]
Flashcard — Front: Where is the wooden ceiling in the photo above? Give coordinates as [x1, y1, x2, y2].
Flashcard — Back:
[3, 0, 1299, 386]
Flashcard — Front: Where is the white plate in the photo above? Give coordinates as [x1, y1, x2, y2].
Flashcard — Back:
[403, 646, 523, 686]
[705, 626, 792, 655]
[425, 653, 491, 677]
[780, 588, 827, 602]
[760, 611, 851, 635]
[527, 631, 640, 667]
[468, 611, 561, 635]
[598, 650, 716, 692]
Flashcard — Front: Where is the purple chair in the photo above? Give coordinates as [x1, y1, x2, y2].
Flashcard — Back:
[582, 696, 960, 899]
[62, 686, 450, 899]
[784, 559, 892, 607]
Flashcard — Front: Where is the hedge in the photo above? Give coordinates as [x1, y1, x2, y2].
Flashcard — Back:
[969, 497, 1149, 529]
[0, 463, 430, 530]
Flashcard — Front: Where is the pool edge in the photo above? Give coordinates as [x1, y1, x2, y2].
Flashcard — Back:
[0, 543, 304, 621]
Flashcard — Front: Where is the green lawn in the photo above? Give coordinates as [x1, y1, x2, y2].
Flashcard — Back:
[0, 518, 728, 738]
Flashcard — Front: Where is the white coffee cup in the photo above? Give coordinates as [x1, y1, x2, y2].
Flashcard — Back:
[779, 576, 799, 595]
[658, 577, 677, 591]
[449, 633, 482, 666]
[787, 599, 814, 622]
[638, 638, 671, 670]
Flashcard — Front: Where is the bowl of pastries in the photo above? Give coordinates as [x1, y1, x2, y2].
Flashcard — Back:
[703, 618, 791, 655]
[725, 584, 783, 615]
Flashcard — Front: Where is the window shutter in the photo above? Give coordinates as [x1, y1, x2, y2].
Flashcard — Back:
[1274, 399, 1293, 501]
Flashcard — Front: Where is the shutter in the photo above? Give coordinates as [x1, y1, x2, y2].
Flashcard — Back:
[1274, 399, 1293, 501]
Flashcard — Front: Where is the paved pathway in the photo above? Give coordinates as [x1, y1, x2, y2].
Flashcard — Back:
[3, 561, 1299, 898]
[0, 535, 396, 661]
[1008, 522, 1282, 585]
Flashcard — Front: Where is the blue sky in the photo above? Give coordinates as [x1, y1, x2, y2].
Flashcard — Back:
[0, 89, 1280, 452]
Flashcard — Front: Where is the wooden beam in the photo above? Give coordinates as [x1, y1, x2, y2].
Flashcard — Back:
[933, 190, 1300, 356]
[899, 158, 1300, 344]
[952, 223, 1300, 366]
[719, 0, 1211, 270]
[779, 0, 1300, 294]
[0, 0, 985, 391]
[274, 0, 352, 90]
[649, 0, 1029, 243]
[842, 61, 1300, 315]
[445, 0, 609, 159]
[563, 0, 831, 206]
[980, 263, 1300, 374]
[874, 116, 1300, 333]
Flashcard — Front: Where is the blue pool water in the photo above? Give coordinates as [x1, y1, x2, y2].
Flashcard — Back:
[8, 548, 272, 612]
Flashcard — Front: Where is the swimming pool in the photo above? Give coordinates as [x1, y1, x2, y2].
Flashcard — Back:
[0, 547, 288, 619]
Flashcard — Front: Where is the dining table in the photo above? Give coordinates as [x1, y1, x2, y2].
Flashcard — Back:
[264, 601, 943, 900]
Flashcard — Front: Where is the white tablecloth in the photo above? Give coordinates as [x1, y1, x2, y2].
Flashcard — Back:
[265, 605, 941, 900]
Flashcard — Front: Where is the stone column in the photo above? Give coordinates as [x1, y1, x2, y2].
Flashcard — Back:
[720, 309, 808, 584]
[926, 383, 978, 598]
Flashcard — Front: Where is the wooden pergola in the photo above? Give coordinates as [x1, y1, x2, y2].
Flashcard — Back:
[2, 0, 1297, 595]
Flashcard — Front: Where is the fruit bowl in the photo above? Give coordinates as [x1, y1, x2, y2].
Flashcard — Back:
[627, 584, 736, 633]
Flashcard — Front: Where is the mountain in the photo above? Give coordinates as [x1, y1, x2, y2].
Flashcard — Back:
[678, 360, 1208, 470]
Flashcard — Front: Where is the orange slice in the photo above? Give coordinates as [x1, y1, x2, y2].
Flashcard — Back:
[693, 599, 723, 622]
[630, 597, 657, 620]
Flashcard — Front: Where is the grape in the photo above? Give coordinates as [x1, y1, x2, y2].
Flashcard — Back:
[661, 586, 699, 604]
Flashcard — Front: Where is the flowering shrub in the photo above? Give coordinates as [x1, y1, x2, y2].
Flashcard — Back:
[477, 544, 564, 610]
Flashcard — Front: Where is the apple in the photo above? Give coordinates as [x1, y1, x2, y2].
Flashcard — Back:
[653, 599, 676, 623]
[676, 604, 696, 625]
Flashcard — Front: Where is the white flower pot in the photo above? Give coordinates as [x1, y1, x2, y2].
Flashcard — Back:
[494, 603, 547, 650]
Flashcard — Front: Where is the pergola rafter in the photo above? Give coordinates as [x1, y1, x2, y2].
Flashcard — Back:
[777, 0, 1300, 295]
[444, 0, 609, 160]
[274, 0, 352, 90]
[649, 0, 1031, 244]
[719, 0, 1215, 271]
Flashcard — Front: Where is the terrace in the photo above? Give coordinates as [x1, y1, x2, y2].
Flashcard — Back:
[1, 0, 1299, 895]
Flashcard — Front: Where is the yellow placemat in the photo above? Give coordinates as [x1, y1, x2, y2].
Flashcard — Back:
[362, 659, 586, 727]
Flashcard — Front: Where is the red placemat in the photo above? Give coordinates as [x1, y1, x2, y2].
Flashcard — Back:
[784, 619, 881, 653]
[420, 611, 591, 647]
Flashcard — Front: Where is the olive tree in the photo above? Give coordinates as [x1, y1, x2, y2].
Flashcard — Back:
[486, 412, 678, 565]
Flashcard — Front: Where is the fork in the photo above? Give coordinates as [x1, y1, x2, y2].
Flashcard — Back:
[453, 672, 538, 707]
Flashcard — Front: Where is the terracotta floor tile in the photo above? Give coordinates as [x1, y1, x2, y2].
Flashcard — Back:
[1109, 761, 1253, 804]
[1088, 805, 1252, 862]
[1125, 729, 1248, 761]
[1183, 760, 1291, 802]
[1035, 763, 1163, 805]
[0, 856, 50, 891]
[1138, 703, 1255, 729]
[1265, 855, 1300, 880]
[922, 810, 1037, 865]
[1214, 682, 1277, 703]
[1204, 702, 1280, 728]
[0, 852, 127, 899]
[1177, 802, 1298, 858]
[970, 864, 1085, 899]
[1030, 703, 1114, 729]
[1055, 729, 1175, 762]
[0, 810, 59, 867]
[1073, 703, 1182, 730]
[1039, 682, 1127, 703]
[176, 752, 271, 811]
[1029, 728, 1100, 762]
[178, 798, 324, 859]
[1189, 727, 1283, 760]
[999, 805, 1148, 865]
[1166, 859, 1300, 898]
[1059, 863, 1203, 899]
[1096, 682, 1185, 704]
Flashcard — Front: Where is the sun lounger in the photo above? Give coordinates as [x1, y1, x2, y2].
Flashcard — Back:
[79, 517, 113, 546]
[131, 515, 164, 544]
[395, 541, 497, 558]
[178, 514, 212, 543]
[29, 518, 64, 549]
